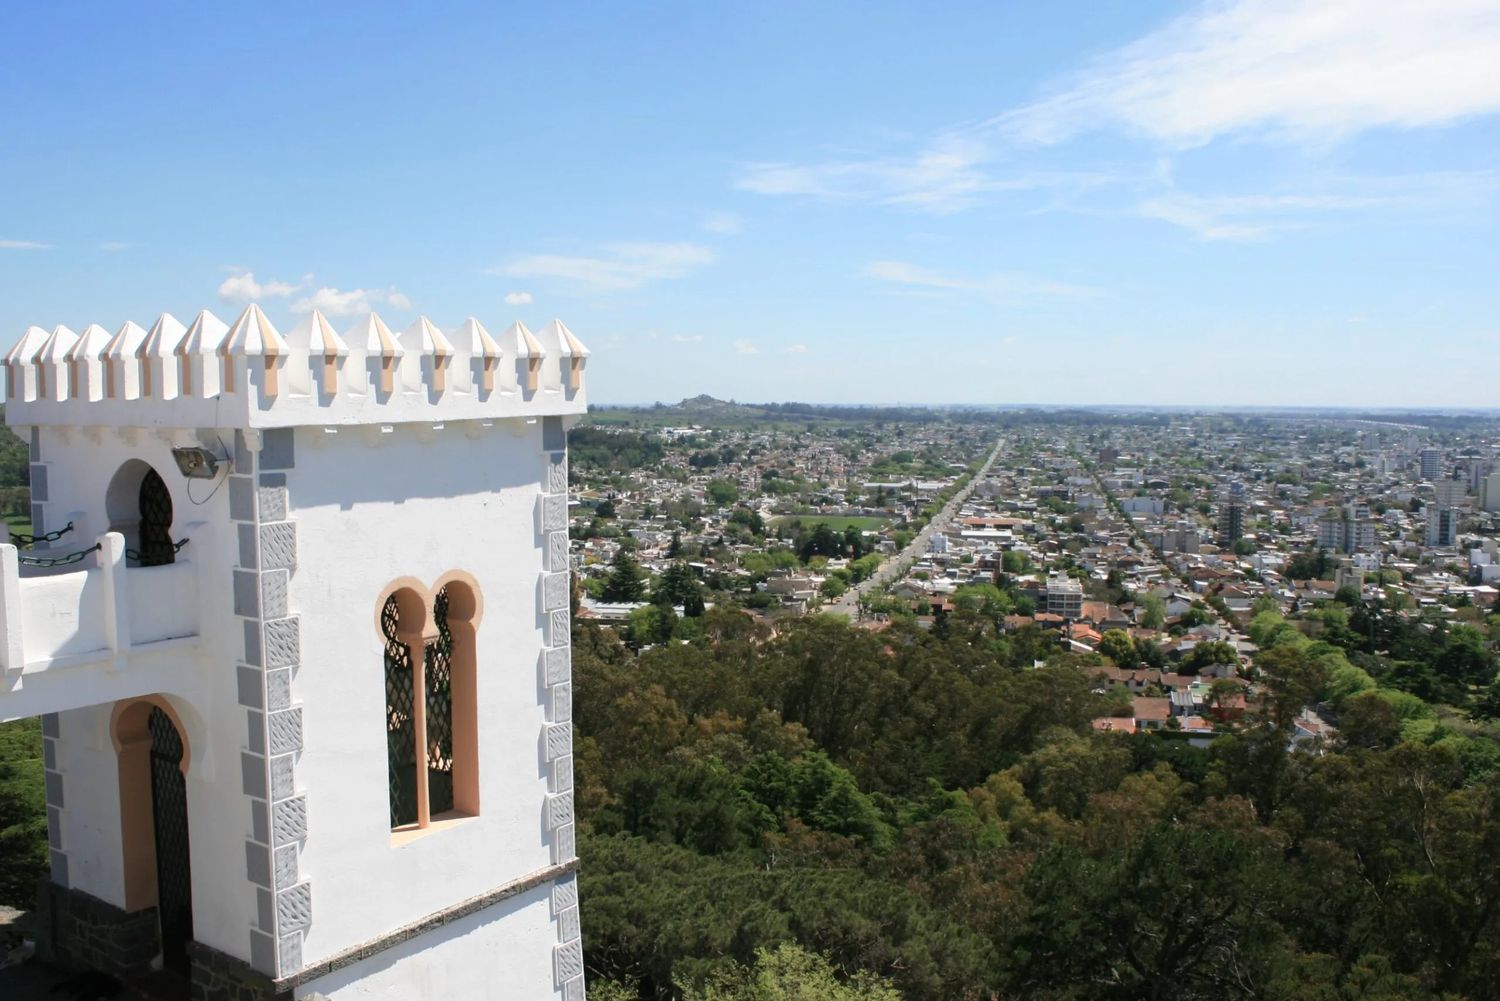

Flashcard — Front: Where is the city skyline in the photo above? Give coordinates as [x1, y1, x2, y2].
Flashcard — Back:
[2, 0, 1498, 407]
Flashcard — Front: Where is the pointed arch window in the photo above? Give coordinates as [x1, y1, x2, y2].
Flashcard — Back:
[380, 579, 479, 833]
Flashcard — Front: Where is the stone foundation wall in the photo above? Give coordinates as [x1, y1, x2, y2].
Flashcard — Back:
[34, 880, 160, 979]
[187, 941, 293, 1001]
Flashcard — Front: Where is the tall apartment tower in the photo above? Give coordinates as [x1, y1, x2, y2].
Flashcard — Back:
[1420, 447, 1443, 482]
[0, 307, 590, 1000]
[1428, 477, 1467, 548]
[1216, 481, 1247, 547]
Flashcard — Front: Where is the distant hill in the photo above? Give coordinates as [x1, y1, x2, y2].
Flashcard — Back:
[673, 394, 768, 417]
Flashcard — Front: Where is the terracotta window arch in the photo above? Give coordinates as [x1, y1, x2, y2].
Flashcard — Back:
[379, 576, 480, 832]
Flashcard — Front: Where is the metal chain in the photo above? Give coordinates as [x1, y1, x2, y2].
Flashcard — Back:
[13, 537, 189, 568]
[10, 521, 76, 548]
[17, 543, 101, 568]
[125, 538, 191, 563]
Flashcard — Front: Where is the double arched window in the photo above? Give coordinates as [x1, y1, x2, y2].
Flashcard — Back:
[379, 577, 480, 832]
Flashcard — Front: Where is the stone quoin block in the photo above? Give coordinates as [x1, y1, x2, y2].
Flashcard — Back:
[270, 755, 295, 801]
[237, 523, 257, 569]
[278, 931, 303, 978]
[547, 454, 568, 494]
[244, 620, 262, 666]
[265, 668, 292, 712]
[249, 929, 275, 975]
[551, 754, 573, 795]
[257, 887, 274, 932]
[544, 647, 570, 686]
[236, 665, 263, 709]
[541, 572, 569, 612]
[232, 570, 259, 617]
[543, 415, 565, 451]
[257, 484, 288, 522]
[41, 713, 59, 738]
[539, 493, 567, 533]
[268, 708, 303, 756]
[251, 800, 269, 845]
[543, 722, 572, 762]
[549, 608, 571, 647]
[245, 842, 272, 888]
[557, 904, 581, 944]
[42, 737, 56, 770]
[553, 822, 576, 864]
[272, 795, 308, 846]
[260, 521, 297, 571]
[274, 844, 298, 889]
[551, 682, 572, 724]
[547, 530, 569, 573]
[552, 875, 578, 914]
[564, 977, 586, 1001]
[261, 569, 289, 620]
[546, 791, 574, 829]
[229, 476, 255, 521]
[29, 463, 47, 501]
[240, 753, 267, 798]
[276, 882, 312, 930]
[49, 850, 68, 887]
[554, 938, 584, 984]
[44, 770, 64, 807]
[265, 617, 300, 668]
[260, 427, 296, 469]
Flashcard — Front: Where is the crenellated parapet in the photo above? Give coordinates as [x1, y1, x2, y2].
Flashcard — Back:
[4, 305, 590, 429]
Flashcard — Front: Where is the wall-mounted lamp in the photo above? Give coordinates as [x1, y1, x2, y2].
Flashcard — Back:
[171, 445, 229, 480]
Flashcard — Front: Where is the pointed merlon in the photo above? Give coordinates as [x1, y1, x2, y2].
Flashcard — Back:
[286, 310, 348, 394]
[502, 320, 543, 359]
[540, 318, 589, 390]
[399, 317, 454, 392]
[344, 312, 403, 393]
[103, 321, 148, 399]
[176, 310, 230, 397]
[451, 317, 502, 392]
[223, 304, 288, 396]
[64, 324, 112, 400]
[36, 325, 79, 399]
[136, 313, 187, 398]
[4, 325, 49, 400]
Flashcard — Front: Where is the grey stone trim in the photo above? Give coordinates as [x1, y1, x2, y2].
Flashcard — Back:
[564, 976, 587, 1001]
[47, 806, 62, 848]
[259, 472, 287, 488]
[270, 755, 295, 801]
[261, 522, 297, 571]
[272, 795, 307, 846]
[546, 453, 568, 494]
[557, 904, 581, 944]
[543, 647, 570, 686]
[541, 571, 569, 612]
[244, 620, 262, 666]
[251, 800, 270, 844]
[553, 823, 576, 865]
[237, 665, 264, 709]
[266, 860, 578, 991]
[266, 669, 292, 712]
[546, 790, 574, 829]
[540, 493, 567, 532]
[246, 710, 266, 755]
[554, 938, 584, 983]
[30, 426, 40, 461]
[549, 608, 571, 647]
[248, 930, 277, 980]
[277, 932, 302, 980]
[276, 882, 312, 930]
[238, 523, 258, 570]
[42, 735, 56, 769]
[274, 845, 297, 890]
[41, 712, 59, 737]
[265, 617, 300, 667]
[544, 722, 572, 761]
[241, 753, 268, 798]
[267, 708, 303, 756]
[551, 682, 572, 724]
[50, 850, 69, 886]
[30, 504, 44, 538]
[551, 873, 578, 914]
[261, 427, 295, 469]
[547, 529, 570, 572]
[229, 475, 256, 520]
[258, 484, 288, 522]
[246, 842, 272, 888]
[262, 569, 289, 619]
[542, 415, 565, 451]
[257, 888, 274, 932]
[45, 768, 64, 807]
[29, 463, 47, 501]
[233, 570, 260, 617]
[234, 430, 254, 470]
[551, 754, 574, 795]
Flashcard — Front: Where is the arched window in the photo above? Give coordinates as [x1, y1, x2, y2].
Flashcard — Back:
[381, 579, 479, 832]
[105, 460, 176, 565]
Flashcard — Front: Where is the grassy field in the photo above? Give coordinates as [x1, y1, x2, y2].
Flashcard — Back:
[4, 515, 31, 538]
[772, 514, 890, 533]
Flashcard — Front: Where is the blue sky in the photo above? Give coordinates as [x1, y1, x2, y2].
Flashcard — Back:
[2, 1, 1498, 407]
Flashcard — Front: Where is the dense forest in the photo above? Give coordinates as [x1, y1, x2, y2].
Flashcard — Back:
[573, 608, 1500, 1001]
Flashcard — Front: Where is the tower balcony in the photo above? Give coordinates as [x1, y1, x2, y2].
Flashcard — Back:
[0, 531, 205, 721]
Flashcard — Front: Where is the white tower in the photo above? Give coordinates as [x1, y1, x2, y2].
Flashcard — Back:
[0, 306, 589, 1000]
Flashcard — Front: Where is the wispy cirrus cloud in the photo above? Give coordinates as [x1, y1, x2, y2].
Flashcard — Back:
[0, 239, 51, 250]
[217, 270, 307, 303]
[504, 291, 534, 305]
[291, 286, 411, 317]
[733, 339, 759, 355]
[867, 260, 1099, 299]
[996, 0, 1500, 147]
[493, 242, 715, 293]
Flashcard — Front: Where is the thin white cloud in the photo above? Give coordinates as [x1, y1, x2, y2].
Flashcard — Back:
[1136, 171, 1499, 239]
[494, 242, 715, 293]
[98, 241, 133, 252]
[671, 334, 703, 343]
[218, 270, 305, 303]
[504, 291, 534, 305]
[783, 344, 810, 354]
[997, 0, 1500, 147]
[733, 339, 760, 355]
[291, 286, 411, 317]
[0, 239, 51, 250]
[703, 212, 742, 235]
[867, 260, 1098, 299]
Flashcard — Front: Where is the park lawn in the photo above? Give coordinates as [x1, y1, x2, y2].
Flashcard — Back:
[772, 514, 890, 533]
[4, 515, 31, 539]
